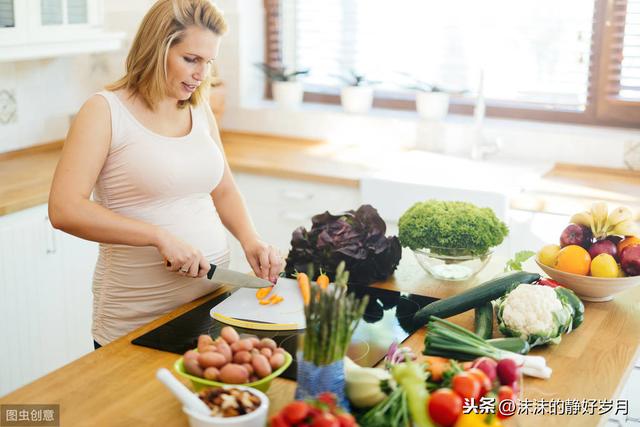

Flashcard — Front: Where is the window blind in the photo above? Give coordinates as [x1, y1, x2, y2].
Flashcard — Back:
[0, 0, 14, 28]
[610, 0, 640, 101]
[273, 0, 595, 111]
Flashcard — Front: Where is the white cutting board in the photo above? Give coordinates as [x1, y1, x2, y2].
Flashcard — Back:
[210, 277, 306, 330]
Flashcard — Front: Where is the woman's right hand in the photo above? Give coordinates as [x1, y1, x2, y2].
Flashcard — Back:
[155, 228, 209, 278]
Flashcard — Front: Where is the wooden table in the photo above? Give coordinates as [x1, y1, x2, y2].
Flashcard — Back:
[1, 255, 639, 427]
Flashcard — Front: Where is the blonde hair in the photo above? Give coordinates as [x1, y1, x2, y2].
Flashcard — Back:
[107, 0, 227, 110]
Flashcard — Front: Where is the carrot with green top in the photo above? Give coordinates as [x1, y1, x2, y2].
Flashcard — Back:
[316, 270, 330, 290]
[296, 272, 311, 305]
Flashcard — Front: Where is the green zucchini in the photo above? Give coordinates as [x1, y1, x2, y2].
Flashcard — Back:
[413, 271, 541, 327]
[487, 337, 531, 355]
[473, 302, 494, 339]
[555, 287, 584, 330]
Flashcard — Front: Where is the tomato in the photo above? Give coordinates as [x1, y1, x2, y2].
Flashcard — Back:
[336, 413, 357, 427]
[283, 401, 310, 423]
[467, 368, 492, 396]
[452, 372, 481, 401]
[269, 412, 291, 427]
[316, 392, 338, 409]
[496, 385, 517, 419]
[428, 388, 463, 427]
[311, 412, 340, 427]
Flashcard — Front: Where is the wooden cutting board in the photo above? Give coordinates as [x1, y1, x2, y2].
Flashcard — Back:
[209, 277, 306, 330]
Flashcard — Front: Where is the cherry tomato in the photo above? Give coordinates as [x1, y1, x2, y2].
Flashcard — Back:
[427, 388, 463, 427]
[336, 412, 357, 427]
[497, 385, 517, 419]
[283, 401, 310, 423]
[467, 368, 492, 396]
[316, 392, 338, 409]
[452, 372, 481, 401]
[311, 412, 339, 427]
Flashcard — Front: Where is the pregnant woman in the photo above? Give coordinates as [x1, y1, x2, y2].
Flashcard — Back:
[48, 0, 283, 348]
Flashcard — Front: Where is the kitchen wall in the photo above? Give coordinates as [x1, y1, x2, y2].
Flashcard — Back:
[0, 0, 153, 154]
[1, 0, 639, 170]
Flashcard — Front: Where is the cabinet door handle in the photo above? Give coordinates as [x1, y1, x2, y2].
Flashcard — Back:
[281, 190, 314, 201]
[44, 216, 57, 254]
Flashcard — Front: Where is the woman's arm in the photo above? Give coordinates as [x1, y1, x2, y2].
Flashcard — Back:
[205, 106, 282, 282]
[48, 95, 208, 278]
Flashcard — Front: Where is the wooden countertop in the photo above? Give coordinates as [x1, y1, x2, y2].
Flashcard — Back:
[1, 132, 640, 218]
[1, 255, 638, 427]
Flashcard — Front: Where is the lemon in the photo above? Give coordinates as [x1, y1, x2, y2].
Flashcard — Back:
[538, 244, 561, 267]
[590, 254, 619, 278]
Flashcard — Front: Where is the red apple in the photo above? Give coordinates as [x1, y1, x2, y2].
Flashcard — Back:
[560, 224, 593, 249]
[606, 235, 623, 246]
[620, 245, 640, 276]
[589, 239, 618, 261]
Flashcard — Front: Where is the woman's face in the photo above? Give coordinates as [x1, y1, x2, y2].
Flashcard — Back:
[166, 26, 221, 101]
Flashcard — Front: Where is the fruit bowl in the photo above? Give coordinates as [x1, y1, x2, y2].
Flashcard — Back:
[535, 258, 640, 302]
[174, 351, 292, 392]
[413, 248, 493, 281]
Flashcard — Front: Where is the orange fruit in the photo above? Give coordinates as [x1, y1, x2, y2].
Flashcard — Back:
[554, 245, 591, 275]
[617, 237, 640, 256]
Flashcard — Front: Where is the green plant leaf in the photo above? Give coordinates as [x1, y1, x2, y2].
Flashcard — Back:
[504, 250, 536, 272]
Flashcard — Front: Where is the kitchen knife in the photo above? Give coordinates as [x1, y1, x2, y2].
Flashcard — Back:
[165, 260, 273, 288]
[206, 263, 273, 288]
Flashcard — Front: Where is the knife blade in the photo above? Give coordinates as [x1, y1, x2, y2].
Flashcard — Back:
[206, 263, 273, 288]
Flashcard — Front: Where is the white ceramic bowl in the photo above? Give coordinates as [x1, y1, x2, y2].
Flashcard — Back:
[182, 385, 269, 427]
[535, 259, 640, 302]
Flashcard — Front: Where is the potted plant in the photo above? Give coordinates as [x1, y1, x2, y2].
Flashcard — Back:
[403, 76, 464, 121]
[255, 63, 309, 110]
[335, 70, 379, 114]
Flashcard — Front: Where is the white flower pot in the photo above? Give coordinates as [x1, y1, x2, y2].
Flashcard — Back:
[340, 85, 374, 114]
[272, 81, 303, 110]
[416, 91, 450, 121]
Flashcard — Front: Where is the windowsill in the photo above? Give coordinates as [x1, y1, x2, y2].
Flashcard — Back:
[0, 31, 126, 62]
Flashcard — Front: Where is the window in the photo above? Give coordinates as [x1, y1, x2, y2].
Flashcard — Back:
[41, 0, 88, 26]
[265, 0, 640, 127]
[0, 0, 14, 28]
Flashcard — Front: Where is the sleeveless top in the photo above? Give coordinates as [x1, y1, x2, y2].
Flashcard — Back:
[92, 90, 229, 345]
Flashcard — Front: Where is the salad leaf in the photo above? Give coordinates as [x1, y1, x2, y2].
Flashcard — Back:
[284, 205, 402, 285]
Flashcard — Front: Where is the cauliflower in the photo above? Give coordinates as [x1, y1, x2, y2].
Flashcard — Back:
[495, 284, 574, 347]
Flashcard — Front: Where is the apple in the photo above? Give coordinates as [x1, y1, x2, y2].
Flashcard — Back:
[606, 235, 623, 246]
[560, 224, 593, 249]
[589, 239, 618, 261]
[620, 245, 640, 277]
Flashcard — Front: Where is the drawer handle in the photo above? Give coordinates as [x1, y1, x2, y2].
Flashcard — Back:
[281, 190, 314, 201]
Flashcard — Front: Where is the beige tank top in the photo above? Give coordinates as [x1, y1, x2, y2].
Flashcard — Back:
[92, 90, 229, 345]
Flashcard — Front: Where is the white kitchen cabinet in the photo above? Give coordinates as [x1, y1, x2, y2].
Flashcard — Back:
[227, 173, 360, 272]
[0, 204, 97, 396]
[0, 0, 124, 62]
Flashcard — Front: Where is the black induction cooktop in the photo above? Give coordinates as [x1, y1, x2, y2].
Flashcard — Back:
[132, 286, 437, 380]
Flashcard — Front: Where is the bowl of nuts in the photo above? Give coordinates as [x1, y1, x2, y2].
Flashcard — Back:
[183, 385, 268, 427]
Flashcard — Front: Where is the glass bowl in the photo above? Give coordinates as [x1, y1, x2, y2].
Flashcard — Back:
[413, 247, 493, 281]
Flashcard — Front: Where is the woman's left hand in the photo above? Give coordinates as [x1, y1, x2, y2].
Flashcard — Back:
[242, 239, 284, 283]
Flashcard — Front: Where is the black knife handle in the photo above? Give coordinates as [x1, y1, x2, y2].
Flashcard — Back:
[207, 263, 217, 280]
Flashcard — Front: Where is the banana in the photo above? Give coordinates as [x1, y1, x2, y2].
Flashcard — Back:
[590, 202, 609, 237]
[610, 220, 640, 237]
[606, 206, 632, 230]
[570, 211, 595, 231]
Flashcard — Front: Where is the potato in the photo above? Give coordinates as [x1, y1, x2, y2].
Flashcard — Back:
[260, 348, 273, 358]
[216, 341, 232, 362]
[198, 351, 226, 369]
[197, 335, 215, 353]
[218, 364, 249, 384]
[184, 350, 199, 361]
[247, 336, 260, 348]
[242, 363, 254, 375]
[259, 338, 277, 351]
[183, 357, 204, 377]
[273, 347, 286, 355]
[231, 339, 253, 353]
[203, 367, 220, 381]
[233, 350, 252, 364]
[200, 345, 218, 353]
[269, 352, 285, 370]
[251, 354, 272, 379]
[220, 326, 240, 344]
